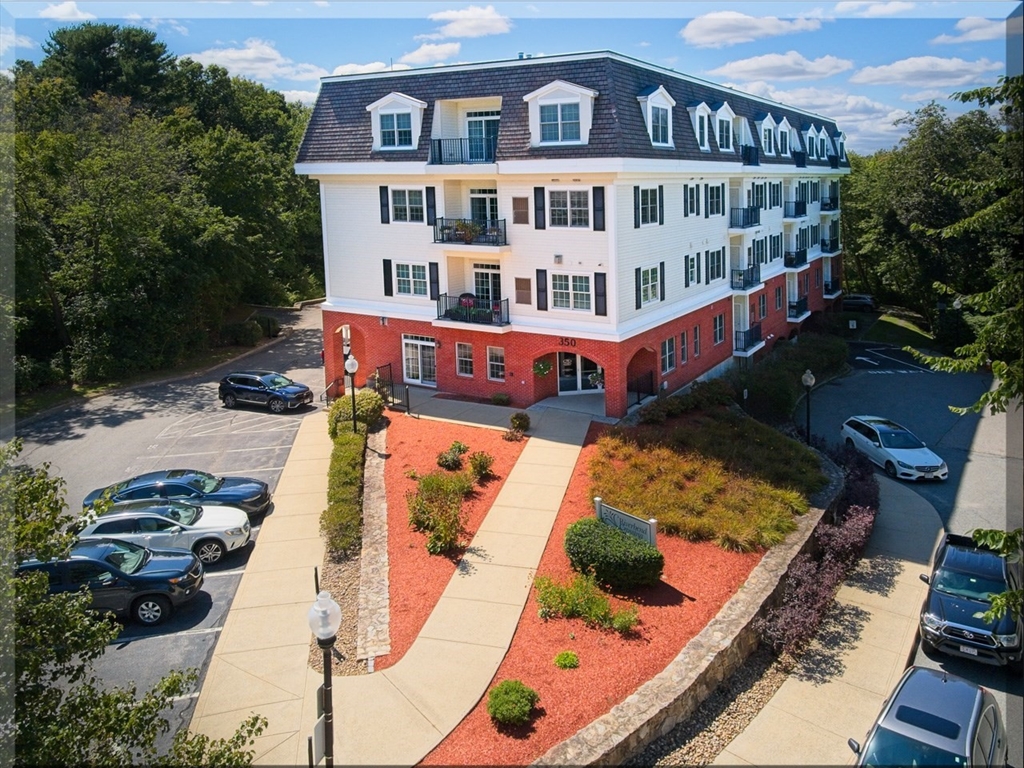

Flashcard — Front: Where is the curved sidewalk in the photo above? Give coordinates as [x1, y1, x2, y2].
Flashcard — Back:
[191, 401, 592, 766]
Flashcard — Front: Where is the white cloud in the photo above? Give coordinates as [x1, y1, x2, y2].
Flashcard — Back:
[280, 89, 318, 105]
[679, 12, 820, 48]
[185, 38, 329, 82]
[850, 56, 1003, 86]
[0, 27, 36, 56]
[900, 88, 951, 102]
[399, 42, 460, 65]
[331, 61, 412, 75]
[709, 51, 853, 81]
[416, 5, 512, 41]
[834, 1, 915, 17]
[931, 17, 1005, 45]
[39, 2, 95, 20]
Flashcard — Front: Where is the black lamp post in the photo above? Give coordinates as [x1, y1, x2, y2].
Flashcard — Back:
[801, 369, 815, 444]
[341, 325, 359, 434]
[308, 590, 342, 768]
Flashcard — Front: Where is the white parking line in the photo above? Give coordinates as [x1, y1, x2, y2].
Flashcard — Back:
[170, 692, 201, 702]
[159, 445, 288, 458]
[865, 347, 935, 372]
[204, 569, 247, 578]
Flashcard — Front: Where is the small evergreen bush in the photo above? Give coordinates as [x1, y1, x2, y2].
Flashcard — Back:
[220, 320, 263, 347]
[490, 392, 512, 406]
[327, 389, 385, 438]
[534, 572, 639, 635]
[564, 517, 664, 589]
[437, 448, 464, 471]
[502, 428, 525, 442]
[487, 680, 539, 727]
[468, 451, 495, 481]
[553, 651, 579, 669]
[253, 314, 281, 338]
[510, 412, 531, 432]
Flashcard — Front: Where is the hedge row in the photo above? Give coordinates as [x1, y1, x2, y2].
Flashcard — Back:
[321, 427, 366, 554]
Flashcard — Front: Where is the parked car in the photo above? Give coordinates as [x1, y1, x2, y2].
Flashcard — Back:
[75, 499, 251, 565]
[218, 370, 313, 413]
[919, 533, 1023, 668]
[83, 469, 271, 519]
[848, 666, 1008, 767]
[842, 293, 877, 312]
[840, 415, 948, 481]
[17, 538, 205, 625]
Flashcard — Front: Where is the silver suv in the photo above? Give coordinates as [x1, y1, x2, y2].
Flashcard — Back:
[849, 666, 1008, 766]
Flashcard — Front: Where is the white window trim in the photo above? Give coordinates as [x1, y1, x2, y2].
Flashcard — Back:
[550, 272, 593, 312]
[660, 337, 676, 374]
[366, 92, 426, 152]
[637, 85, 676, 148]
[394, 262, 429, 297]
[548, 188, 591, 229]
[713, 313, 726, 346]
[391, 187, 426, 224]
[486, 346, 506, 381]
[523, 80, 597, 147]
[835, 131, 847, 160]
[639, 187, 659, 227]
[806, 125, 817, 159]
[456, 343, 473, 377]
[640, 264, 660, 305]
[688, 102, 713, 152]
[758, 114, 777, 156]
[778, 117, 793, 156]
[714, 101, 736, 153]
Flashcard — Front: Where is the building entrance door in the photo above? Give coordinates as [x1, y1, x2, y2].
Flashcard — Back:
[557, 353, 601, 394]
[402, 335, 437, 387]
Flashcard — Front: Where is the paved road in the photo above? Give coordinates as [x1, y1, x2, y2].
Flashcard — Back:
[809, 341, 1023, 766]
[16, 305, 326, 754]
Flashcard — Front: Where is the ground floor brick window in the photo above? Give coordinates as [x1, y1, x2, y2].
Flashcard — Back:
[456, 343, 473, 376]
[487, 347, 505, 381]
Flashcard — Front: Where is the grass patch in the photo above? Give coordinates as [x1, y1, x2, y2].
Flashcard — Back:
[863, 312, 934, 348]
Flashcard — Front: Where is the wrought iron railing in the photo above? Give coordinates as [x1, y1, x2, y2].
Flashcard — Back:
[828, 154, 840, 169]
[823, 280, 841, 295]
[788, 296, 809, 318]
[436, 293, 509, 325]
[730, 206, 760, 228]
[627, 371, 655, 409]
[820, 237, 840, 254]
[428, 137, 497, 164]
[730, 264, 761, 290]
[734, 323, 762, 352]
[793, 150, 807, 168]
[741, 145, 760, 166]
[433, 217, 507, 246]
[784, 248, 808, 268]
[820, 196, 839, 211]
[784, 200, 807, 218]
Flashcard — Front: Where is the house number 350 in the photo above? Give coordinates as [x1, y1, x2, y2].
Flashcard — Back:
[558, 337, 577, 347]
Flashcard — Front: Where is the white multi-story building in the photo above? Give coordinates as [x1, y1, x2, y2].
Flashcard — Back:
[295, 51, 849, 418]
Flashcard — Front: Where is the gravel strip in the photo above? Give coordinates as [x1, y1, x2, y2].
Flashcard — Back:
[307, 551, 367, 676]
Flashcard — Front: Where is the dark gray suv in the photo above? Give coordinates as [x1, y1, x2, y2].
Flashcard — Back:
[849, 666, 1008, 766]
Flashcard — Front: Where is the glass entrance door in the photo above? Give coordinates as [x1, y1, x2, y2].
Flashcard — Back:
[558, 353, 601, 393]
[469, 189, 498, 225]
[467, 112, 499, 162]
[403, 335, 437, 387]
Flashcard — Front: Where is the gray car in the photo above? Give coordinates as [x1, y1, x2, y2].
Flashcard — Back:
[849, 666, 1008, 766]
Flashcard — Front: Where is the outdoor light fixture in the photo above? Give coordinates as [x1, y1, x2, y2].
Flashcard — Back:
[308, 590, 342, 767]
[801, 369, 816, 444]
[345, 355, 359, 434]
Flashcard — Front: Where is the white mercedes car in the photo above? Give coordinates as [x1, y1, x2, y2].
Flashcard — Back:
[840, 415, 948, 481]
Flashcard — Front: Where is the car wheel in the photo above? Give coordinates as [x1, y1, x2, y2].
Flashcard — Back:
[133, 595, 171, 626]
[194, 539, 225, 565]
[884, 461, 897, 478]
[845, 438, 855, 451]
[223, 393, 237, 408]
[268, 398, 286, 414]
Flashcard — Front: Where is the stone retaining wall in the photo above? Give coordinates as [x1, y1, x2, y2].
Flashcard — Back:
[535, 452, 846, 766]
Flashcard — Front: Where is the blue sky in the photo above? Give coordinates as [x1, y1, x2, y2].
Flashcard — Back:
[2, 1, 1021, 152]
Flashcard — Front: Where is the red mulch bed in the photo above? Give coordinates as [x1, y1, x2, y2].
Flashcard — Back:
[380, 416, 763, 765]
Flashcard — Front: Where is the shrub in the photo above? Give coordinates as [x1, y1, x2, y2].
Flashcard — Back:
[553, 651, 579, 669]
[686, 379, 736, 409]
[487, 680, 539, 727]
[637, 400, 670, 424]
[437, 448, 464, 471]
[320, 429, 365, 553]
[509, 412, 531, 432]
[563, 517, 664, 590]
[491, 392, 512, 406]
[534, 572, 639, 635]
[220, 320, 263, 347]
[468, 451, 495, 481]
[327, 389, 385, 438]
[252, 314, 281, 338]
[14, 355, 62, 394]
[502, 428, 525, 442]
[406, 470, 474, 553]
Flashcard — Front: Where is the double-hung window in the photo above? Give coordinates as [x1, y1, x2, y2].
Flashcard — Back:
[551, 273, 591, 311]
[487, 347, 505, 381]
[749, 183, 766, 210]
[693, 325, 701, 358]
[769, 183, 781, 209]
[687, 255, 697, 286]
[456, 343, 473, 376]
[680, 330, 688, 363]
[660, 337, 676, 374]
[395, 263, 428, 296]
[640, 265, 660, 305]
[651, 106, 669, 145]
[713, 314, 725, 345]
[540, 103, 580, 143]
[718, 118, 732, 150]
[684, 185, 699, 216]
[380, 112, 413, 148]
[775, 286, 783, 310]
[819, 137, 826, 158]
[698, 114, 707, 149]
[758, 294, 767, 318]
[549, 190, 589, 228]
[639, 188, 659, 225]
[707, 185, 723, 216]
[780, 131, 789, 155]
[709, 249, 725, 281]
[392, 189, 424, 223]
[763, 128, 774, 154]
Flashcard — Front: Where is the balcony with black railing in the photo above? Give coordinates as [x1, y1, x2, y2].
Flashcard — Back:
[741, 145, 760, 166]
[784, 200, 807, 219]
[823, 280, 842, 296]
[730, 264, 762, 290]
[433, 217, 507, 246]
[784, 248, 808, 268]
[828, 154, 840, 169]
[734, 323, 762, 352]
[820, 237, 840, 254]
[787, 296, 809, 319]
[792, 150, 807, 168]
[436, 293, 509, 326]
[429, 137, 497, 165]
[730, 206, 761, 228]
[820, 196, 839, 212]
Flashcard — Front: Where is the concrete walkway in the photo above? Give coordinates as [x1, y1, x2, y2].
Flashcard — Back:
[191, 396, 592, 766]
[712, 476, 944, 766]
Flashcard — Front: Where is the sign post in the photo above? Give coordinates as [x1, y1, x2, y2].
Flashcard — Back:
[594, 497, 657, 548]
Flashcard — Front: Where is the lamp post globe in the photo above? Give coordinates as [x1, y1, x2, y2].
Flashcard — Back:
[308, 591, 342, 768]
[801, 369, 815, 444]
[344, 356, 359, 434]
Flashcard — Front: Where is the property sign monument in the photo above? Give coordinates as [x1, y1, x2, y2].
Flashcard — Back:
[594, 497, 658, 547]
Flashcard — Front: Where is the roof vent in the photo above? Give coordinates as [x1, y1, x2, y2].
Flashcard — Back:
[518, 52, 524, 59]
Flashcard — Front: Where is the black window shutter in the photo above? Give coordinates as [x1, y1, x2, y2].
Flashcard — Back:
[696, 251, 701, 283]
[684, 256, 690, 288]
[428, 262, 439, 300]
[695, 185, 701, 216]
[658, 185, 664, 225]
[633, 186, 640, 229]
[534, 187, 546, 229]
[536, 269, 548, 311]
[705, 250, 711, 285]
[704, 184, 709, 218]
[595, 272, 607, 316]
[659, 261, 666, 300]
[383, 259, 393, 296]
[379, 186, 390, 224]
[593, 186, 605, 231]
[635, 267, 642, 310]
[425, 186, 436, 225]
[683, 184, 689, 217]
[721, 183, 726, 214]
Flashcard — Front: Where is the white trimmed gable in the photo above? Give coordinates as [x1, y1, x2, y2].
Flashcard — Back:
[523, 79, 598, 146]
[778, 116, 793, 155]
[805, 124, 818, 158]
[835, 130, 847, 159]
[637, 85, 676, 148]
[714, 101, 736, 152]
[817, 126, 832, 158]
[687, 101, 713, 151]
[366, 92, 427, 151]
[757, 114, 777, 155]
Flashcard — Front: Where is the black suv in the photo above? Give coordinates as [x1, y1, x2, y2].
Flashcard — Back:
[919, 533, 1022, 668]
[841, 293, 877, 312]
[218, 370, 313, 413]
[18, 538, 205, 626]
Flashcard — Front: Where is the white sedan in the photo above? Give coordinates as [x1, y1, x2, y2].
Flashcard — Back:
[75, 499, 251, 564]
[840, 415, 948, 481]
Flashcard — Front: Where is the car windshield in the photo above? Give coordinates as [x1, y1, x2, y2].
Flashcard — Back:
[187, 471, 221, 493]
[103, 540, 150, 574]
[861, 726, 966, 766]
[260, 374, 293, 388]
[933, 567, 1005, 602]
[879, 430, 925, 450]
[161, 502, 201, 526]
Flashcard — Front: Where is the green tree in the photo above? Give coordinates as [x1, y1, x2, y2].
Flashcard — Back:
[971, 528, 1023, 622]
[0, 439, 266, 765]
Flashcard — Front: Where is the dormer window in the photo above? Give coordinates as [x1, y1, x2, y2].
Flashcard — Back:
[524, 80, 597, 147]
[819, 135, 827, 158]
[806, 129, 817, 159]
[718, 118, 732, 150]
[837, 133, 846, 160]
[714, 101, 736, 153]
[688, 102, 713, 151]
[637, 85, 675, 147]
[758, 113, 777, 156]
[652, 107, 669, 144]
[778, 117, 792, 156]
[699, 115, 707, 148]
[366, 92, 426, 152]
